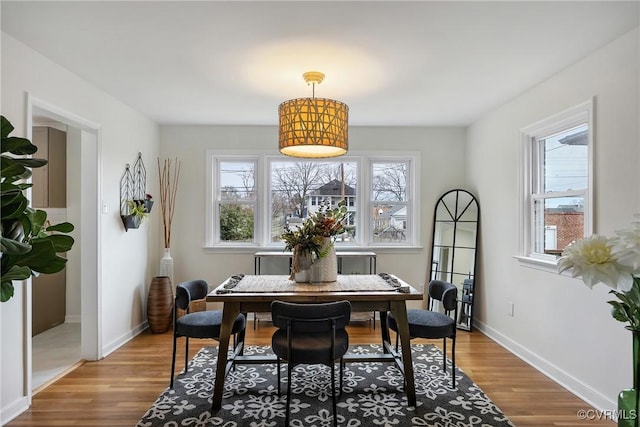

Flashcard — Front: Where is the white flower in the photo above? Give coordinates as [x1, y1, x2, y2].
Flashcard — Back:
[612, 219, 640, 274]
[557, 234, 634, 291]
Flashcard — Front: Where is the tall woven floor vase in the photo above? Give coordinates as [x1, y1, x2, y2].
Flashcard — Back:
[147, 276, 173, 333]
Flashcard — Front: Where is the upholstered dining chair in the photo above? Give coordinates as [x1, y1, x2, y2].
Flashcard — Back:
[387, 279, 458, 388]
[271, 300, 351, 427]
[170, 279, 247, 388]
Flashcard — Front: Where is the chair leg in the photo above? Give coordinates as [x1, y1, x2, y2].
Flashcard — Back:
[184, 337, 189, 373]
[170, 334, 178, 388]
[451, 336, 456, 389]
[331, 361, 337, 427]
[286, 363, 292, 426]
[276, 358, 281, 396]
[339, 358, 344, 396]
[442, 337, 447, 373]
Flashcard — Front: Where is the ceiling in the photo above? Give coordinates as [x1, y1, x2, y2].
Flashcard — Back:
[2, 1, 638, 127]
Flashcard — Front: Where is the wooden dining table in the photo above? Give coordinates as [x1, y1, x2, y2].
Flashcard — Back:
[206, 274, 423, 410]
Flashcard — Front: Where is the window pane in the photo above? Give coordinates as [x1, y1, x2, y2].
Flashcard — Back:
[372, 162, 407, 201]
[372, 203, 407, 243]
[219, 161, 255, 201]
[533, 196, 584, 254]
[542, 124, 588, 192]
[219, 203, 254, 242]
[270, 160, 357, 243]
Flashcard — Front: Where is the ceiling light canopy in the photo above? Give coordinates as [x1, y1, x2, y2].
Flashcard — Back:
[278, 71, 349, 158]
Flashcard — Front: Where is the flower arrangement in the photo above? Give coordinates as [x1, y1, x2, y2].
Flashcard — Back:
[281, 201, 348, 259]
[557, 216, 640, 330]
[281, 201, 348, 281]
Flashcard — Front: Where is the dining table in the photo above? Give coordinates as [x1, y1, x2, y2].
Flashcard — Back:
[206, 273, 423, 410]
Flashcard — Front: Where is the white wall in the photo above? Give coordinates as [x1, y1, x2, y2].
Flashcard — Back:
[467, 28, 640, 411]
[1, 33, 161, 423]
[159, 125, 468, 307]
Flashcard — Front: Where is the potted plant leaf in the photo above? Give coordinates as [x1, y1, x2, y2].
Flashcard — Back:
[121, 199, 149, 231]
[1, 115, 76, 302]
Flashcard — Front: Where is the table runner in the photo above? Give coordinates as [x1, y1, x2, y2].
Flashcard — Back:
[216, 273, 406, 293]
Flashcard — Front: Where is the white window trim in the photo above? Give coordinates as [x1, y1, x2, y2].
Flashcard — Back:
[368, 156, 419, 246]
[516, 98, 594, 270]
[205, 150, 420, 251]
[205, 152, 262, 248]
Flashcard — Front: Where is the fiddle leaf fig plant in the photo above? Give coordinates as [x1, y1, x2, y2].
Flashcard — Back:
[1, 115, 75, 302]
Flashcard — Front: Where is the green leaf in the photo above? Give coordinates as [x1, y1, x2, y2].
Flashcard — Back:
[0, 236, 31, 255]
[1, 191, 25, 208]
[1, 281, 15, 303]
[16, 239, 67, 274]
[0, 181, 31, 193]
[0, 156, 27, 178]
[1, 116, 14, 139]
[34, 234, 74, 252]
[1, 197, 28, 220]
[27, 209, 48, 237]
[46, 222, 74, 233]
[1, 136, 38, 155]
[2, 265, 32, 282]
[608, 300, 632, 324]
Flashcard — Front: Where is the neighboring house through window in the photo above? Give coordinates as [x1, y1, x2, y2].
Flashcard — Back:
[206, 152, 419, 249]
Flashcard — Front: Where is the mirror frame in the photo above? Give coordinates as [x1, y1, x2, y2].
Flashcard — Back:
[428, 189, 480, 331]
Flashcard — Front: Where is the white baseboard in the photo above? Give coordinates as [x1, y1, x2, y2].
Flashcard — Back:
[474, 319, 615, 413]
[65, 314, 81, 323]
[101, 321, 148, 358]
[1, 395, 29, 426]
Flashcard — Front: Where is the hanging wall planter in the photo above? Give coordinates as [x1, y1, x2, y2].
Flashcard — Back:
[120, 153, 151, 232]
[121, 214, 141, 231]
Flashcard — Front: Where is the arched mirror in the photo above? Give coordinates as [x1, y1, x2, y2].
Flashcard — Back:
[429, 189, 480, 331]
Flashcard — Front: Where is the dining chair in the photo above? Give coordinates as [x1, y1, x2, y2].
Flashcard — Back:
[271, 300, 351, 427]
[170, 279, 247, 388]
[387, 279, 458, 388]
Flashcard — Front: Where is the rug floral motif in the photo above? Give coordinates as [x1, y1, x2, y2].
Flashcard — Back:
[137, 344, 514, 427]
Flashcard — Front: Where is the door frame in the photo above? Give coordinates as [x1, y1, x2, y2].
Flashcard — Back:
[25, 94, 102, 400]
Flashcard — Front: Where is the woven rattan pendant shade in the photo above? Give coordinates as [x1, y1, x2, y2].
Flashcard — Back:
[278, 72, 349, 158]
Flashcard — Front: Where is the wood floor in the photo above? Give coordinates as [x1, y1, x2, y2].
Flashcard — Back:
[7, 320, 614, 427]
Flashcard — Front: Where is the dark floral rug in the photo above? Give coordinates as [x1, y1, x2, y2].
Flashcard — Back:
[137, 344, 514, 426]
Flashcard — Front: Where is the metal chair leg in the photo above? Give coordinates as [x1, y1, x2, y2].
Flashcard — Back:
[276, 358, 281, 396]
[331, 361, 338, 427]
[451, 336, 456, 389]
[285, 363, 292, 426]
[184, 337, 189, 373]
[170, 334, 178, 388]
[442, 337, 447, 373]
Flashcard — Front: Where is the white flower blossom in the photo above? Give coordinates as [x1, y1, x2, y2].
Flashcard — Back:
[612, 219, 640, 274]
[557, 234, 634, 291]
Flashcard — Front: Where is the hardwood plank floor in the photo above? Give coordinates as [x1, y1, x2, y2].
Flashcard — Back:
[7, 320, 615, 427]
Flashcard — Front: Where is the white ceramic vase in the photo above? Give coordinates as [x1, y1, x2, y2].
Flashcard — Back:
[293, 248, 312, 283]
[159, 247, 174, 287]
[314, 237, 338, 282]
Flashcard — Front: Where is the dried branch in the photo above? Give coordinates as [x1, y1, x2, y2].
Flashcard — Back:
[158, 158, 181, 248]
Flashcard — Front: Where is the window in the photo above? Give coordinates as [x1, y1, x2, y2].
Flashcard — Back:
[206, 152, 419, 249]
[371, 161, 410, 244]
[520, 100, 593, 263]
[209, 158, 258, 245]
[270, 159, 358, 244]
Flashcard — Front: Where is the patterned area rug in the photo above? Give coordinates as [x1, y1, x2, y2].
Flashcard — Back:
[137, 344, 514, 427]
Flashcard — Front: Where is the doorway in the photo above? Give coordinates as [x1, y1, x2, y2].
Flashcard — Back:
[26, 95, 101, 396]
